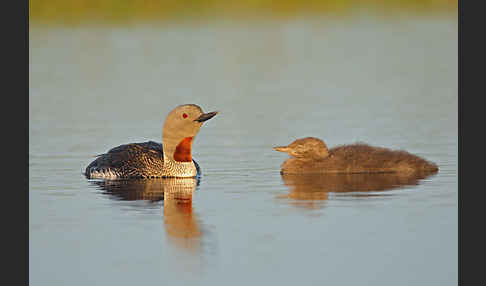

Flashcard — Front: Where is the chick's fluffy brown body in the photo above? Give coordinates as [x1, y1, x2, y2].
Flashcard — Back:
[276, 138, 438, 175]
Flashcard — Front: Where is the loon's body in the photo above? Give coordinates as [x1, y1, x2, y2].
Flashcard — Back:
[274, 137, 438, 175]
[84, 104, 216, 179]
[85, 141, 200, 179]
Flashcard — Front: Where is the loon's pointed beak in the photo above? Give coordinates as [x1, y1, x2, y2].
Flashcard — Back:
[273, 146, 290, 153]
[195, 111, 218, 122]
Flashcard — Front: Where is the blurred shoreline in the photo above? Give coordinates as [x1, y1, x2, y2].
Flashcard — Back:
[30, 0, 457, 26]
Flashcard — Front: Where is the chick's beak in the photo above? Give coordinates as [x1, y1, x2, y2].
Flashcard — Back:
[273, 146, 290, 153]
[195, 111, 218, 122]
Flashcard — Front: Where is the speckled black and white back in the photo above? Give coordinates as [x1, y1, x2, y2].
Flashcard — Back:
[85, 141, 200, 179]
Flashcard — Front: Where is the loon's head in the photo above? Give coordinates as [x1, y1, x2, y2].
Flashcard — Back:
[273, 137, 329, 161]
[162, 104, 218, 162]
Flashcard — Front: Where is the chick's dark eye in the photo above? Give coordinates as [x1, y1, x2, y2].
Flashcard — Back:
[182, 113, 188, 119]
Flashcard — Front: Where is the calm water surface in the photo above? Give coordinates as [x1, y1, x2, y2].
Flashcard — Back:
[30, 15, 457, 286]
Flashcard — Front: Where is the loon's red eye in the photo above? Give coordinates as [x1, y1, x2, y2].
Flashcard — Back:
[182, 113, 188, 119]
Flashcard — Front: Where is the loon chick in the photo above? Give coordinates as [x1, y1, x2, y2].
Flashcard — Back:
[273, 137, 438, 175]
[85, 104, 217, 179]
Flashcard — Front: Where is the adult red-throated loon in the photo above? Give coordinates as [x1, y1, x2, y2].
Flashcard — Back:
[85, 104, 217, 179]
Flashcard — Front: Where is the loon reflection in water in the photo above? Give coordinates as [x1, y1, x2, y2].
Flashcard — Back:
[89, 177, 203, 252]
[278, 171, 437, 210]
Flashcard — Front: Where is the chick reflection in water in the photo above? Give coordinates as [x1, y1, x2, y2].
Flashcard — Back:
[91, 178, 202, 252]
[278, 172, 435, 210]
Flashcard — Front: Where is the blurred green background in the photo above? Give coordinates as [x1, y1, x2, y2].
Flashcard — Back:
[30, 0, 457, 25]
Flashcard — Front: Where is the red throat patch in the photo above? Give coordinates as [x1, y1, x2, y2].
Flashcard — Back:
[173, 137, 193, 162]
